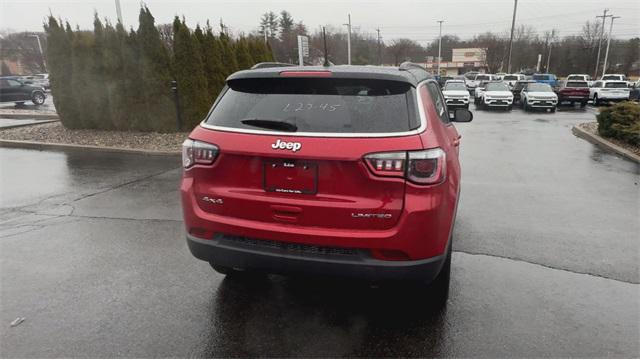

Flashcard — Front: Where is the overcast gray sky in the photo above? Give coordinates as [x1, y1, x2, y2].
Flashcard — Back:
[1, 0, 638, 45]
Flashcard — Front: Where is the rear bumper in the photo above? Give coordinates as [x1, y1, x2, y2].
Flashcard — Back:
[186, 233, 448, 282]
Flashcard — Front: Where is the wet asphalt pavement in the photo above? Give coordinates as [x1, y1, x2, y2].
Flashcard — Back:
[1, 105, 638, 357]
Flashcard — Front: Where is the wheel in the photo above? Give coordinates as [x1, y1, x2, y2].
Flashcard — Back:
[425, 241, 451, 308]
[593, 94, 599, 106]
[580, 101, 587, 108]
[550, 106, 556, 113]
[507, 105, 513, 111]
[31, 91, 45, 105]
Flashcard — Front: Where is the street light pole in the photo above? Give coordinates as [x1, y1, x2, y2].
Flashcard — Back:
[507, 0, 518, 73]
[594, 9, 611, 79]
[602, 16, 620, 77]
[376, 28, 382, 66]
[344, 14, 352, 65]
[28, 34, 46, 72]
[437, 20, 444, 76]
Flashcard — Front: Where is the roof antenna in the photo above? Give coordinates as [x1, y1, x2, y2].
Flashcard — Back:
[322, 26, 330, 67]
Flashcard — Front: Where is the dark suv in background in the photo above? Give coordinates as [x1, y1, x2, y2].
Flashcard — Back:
[0, 77, 47, 106]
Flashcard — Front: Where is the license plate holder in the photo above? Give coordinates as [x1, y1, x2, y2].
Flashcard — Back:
[263, 160, 318, 195]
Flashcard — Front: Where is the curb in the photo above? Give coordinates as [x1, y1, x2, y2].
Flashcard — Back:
[0, 139, 181, 157]
[0, 113, 59, 120]
[572, 124, 640, 163]
[0, 119, 59, 130]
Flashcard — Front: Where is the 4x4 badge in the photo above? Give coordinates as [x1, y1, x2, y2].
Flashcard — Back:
[271, 139, 301, 152]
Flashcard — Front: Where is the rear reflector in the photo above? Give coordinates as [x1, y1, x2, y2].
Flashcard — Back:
[280, 71, 332, 77]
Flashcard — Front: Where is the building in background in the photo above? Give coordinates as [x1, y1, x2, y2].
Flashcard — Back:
[425, 48, 488, 76]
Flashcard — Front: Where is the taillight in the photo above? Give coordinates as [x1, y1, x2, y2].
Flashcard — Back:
[182, 139, 219, 169]
[364, 148, 446, 185]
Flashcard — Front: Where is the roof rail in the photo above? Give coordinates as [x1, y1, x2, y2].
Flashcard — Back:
[251, 62, 296, 70]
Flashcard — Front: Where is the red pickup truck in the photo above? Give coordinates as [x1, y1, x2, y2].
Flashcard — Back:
[556, 80, 590, 107]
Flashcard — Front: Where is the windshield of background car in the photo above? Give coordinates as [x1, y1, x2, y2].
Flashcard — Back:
[527, 83, 553, 92]
[205, 78, 420, 133]
[604, 82, 628, 88]
[566, 81, 588, 87]
[503, 75, 518, 80]
[485, 83, 509, 91]
[476, 75, 490, 81]
[533, 75, 550, 80]
[444, 83, 467, 91]
[602, 75, 620, 81]
[567, 75, 585, 81]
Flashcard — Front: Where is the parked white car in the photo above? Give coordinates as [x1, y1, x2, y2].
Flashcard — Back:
[481, 81, 514, 110]
[521, 82, 558, 112]
[442, 80, 470, 109]
[590, 80, 631, 105]
[466, 73, 495, 93]
[503, 74, 527, 89]
[566, 74, 593, 87]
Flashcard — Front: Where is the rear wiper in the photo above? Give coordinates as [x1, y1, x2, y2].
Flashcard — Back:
[240, 118, 298, 132]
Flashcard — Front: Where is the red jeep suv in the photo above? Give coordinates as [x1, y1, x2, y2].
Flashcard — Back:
[181, 63, 472, 302]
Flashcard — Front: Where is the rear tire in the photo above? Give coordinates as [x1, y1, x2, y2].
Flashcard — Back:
[593, 94, 599, 106]
[580, 101, 587, 108]
[425, 242, 451, 308]
[210, 262, 265, 279]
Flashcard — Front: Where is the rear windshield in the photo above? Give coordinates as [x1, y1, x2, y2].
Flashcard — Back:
[602, 75, 622, 81]
[444, 82, 467, 91]
[566, 81, 588, 87]
[485, 82, 509, 91]
[605, 82, 628, 88]
[503, 75, 518, 80]
[533, 75, 550, 80]
[567, 75, 585, 81]
[205, 78, 419, 134]
[476, 75, 491, 81]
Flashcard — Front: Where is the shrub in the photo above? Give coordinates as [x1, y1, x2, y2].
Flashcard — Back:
[597, 101, 640, 146]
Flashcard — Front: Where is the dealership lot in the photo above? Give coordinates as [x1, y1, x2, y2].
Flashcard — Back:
[0, 106, 638, 357]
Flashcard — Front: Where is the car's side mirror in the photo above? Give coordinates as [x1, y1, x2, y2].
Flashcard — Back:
[450, 108, 473, 122]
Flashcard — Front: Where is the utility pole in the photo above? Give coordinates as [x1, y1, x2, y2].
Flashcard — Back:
[114, 0, 123, 25]
[594, 9, 611, 79]
[376, 28, 382, 66]
[602, 16, 620, 76]
[28, 34, 46, 72]
[437, 20, 444, 76]
[546, 43, 552, 73]
[344, 14, 352, 65]
[507, 0, 518, 73]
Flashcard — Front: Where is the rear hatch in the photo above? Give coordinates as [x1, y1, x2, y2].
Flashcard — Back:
[191, 75, 423, 231]
[562, 81, 590, 97]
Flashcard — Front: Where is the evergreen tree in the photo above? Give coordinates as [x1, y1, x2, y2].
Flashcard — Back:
[136, 6, 175, 131]
[44, 17, 76, 128]
[91, 15, 111, 129]
[173, 17, 210, 129]
[235, 36, 254, 69]
[219, 29, 239, 74]
[203, 22, 226, 99]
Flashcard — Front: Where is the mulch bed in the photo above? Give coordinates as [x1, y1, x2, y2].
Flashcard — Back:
[0, 121, 188, 152]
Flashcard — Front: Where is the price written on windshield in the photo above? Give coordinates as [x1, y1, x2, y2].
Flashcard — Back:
[282, 103, 341, 112]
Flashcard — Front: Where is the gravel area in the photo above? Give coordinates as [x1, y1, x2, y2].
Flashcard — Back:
[0, 121, 188, 152]
[578, 122, 640, 156]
